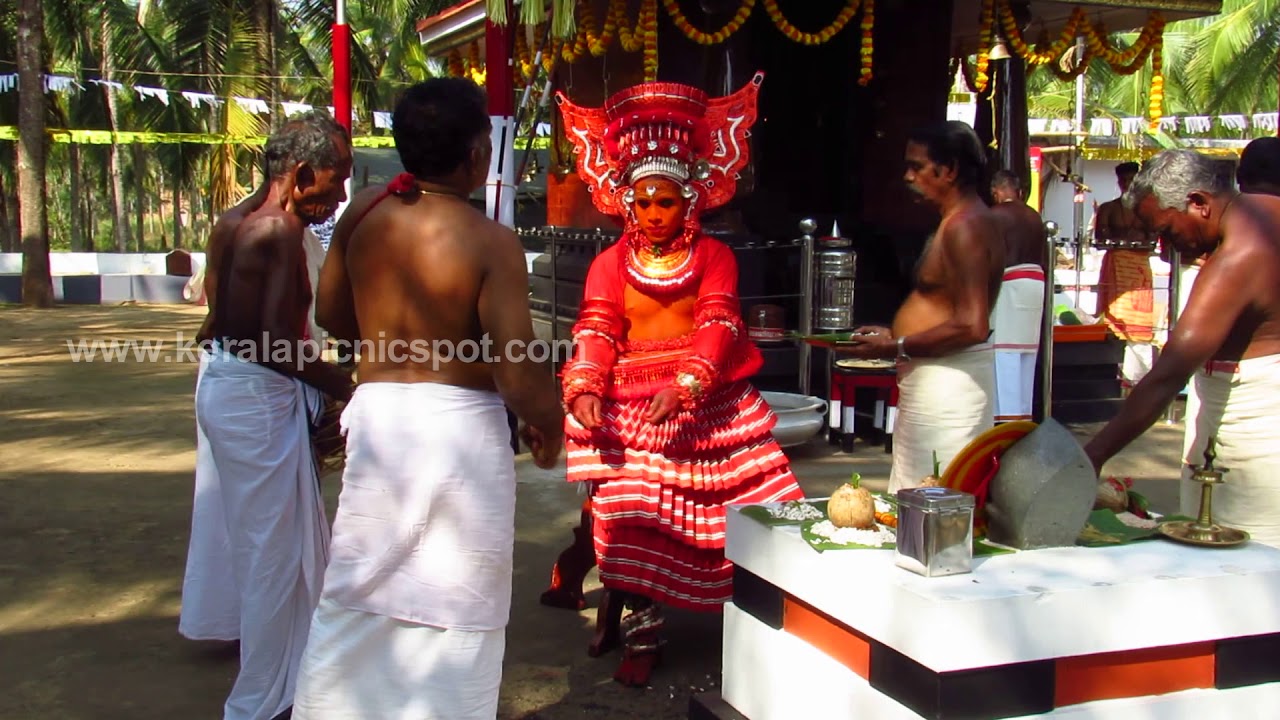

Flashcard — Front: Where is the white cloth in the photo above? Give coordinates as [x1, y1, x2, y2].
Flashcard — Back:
[310, 381, 516, 630]
[994, 352, 1036, 422]
[1180, 354, 1280, 548]
[992, 263, 1046, 352]
[1122, 342, 1155, 388]
[992, 264, 1045, 422]
[293, 598, 505, 720]
[889, 345, 996, 493]
[178, 349, 239, 641]
[179, 227, 325, 645]
[195, 349, 329, 720]
[293, 381, 516, 717]
[302, 227, 326, 347]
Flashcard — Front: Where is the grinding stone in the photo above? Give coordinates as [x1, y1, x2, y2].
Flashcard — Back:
[985, 418, 1097, 549]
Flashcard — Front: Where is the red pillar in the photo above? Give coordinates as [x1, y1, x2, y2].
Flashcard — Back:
[484, 1, 516, 226]
[332, 0, 352, 134]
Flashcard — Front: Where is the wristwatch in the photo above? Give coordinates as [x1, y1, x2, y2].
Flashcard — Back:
[896, 335, 911, 363]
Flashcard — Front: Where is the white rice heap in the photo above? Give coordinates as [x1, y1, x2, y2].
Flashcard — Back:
[1115, 511, 1158, 530]
[809, 519, 896, 547]
[873, 496, 893, 514]
[768, 500, 826, 522]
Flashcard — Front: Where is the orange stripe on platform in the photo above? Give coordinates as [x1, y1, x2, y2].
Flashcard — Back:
[782, 596, 871, 679]
[1054, 642, 1216, 707]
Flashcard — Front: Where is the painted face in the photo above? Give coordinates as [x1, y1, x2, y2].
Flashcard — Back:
[630, 177, 686, 244]
[294, 138, 353, 224]
[1132, 193, 1208, 254]
[904, 142, 950, 203]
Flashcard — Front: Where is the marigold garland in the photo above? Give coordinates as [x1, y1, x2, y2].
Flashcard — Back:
[762, 0, 859, 46]
[858, 0, 874, 86]
[664, 0, 754, 46]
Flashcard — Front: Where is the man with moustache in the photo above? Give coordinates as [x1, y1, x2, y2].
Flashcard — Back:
[195, 110, 355, 720]
[1086, 149, 1280, 547]
[840, 121, 1004, 491]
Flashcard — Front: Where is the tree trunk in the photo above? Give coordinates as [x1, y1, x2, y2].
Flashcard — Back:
[0, 164, 13, 253]
[102, 15, 129, 253]
[17, 0, 53, 307]
[68, 142, 84, 251]
[172, 150, 183, 249]
[258, 0, 281, 133]
[133, 145, 145, 250]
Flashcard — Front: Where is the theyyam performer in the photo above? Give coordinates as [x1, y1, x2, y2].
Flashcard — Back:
[555, 71, 804, 687]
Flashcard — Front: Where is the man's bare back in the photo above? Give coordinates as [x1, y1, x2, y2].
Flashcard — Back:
[991, 201, 1048, 271]
[320, 186, 511, 391]
[196, 183, 269, 344]
[893, 197, 1005, 344]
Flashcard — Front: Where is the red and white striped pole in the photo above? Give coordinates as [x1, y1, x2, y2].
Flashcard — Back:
[484, 0, 516, 227]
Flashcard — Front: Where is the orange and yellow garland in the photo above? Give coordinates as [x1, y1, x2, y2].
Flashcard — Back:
[961, 0, 1166, 131]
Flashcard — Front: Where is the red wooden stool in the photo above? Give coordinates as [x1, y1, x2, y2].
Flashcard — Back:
[832, 360, 899, 453]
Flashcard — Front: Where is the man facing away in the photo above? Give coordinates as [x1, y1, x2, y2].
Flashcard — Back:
[181, 179, 333, 647]
[196, 110, 356, 720]
[1095, 161, 1158, 389]
[292, 78, 564, 719]
[1238, 136, 1280, 197]
[1085, 149, 1280, 547]
[988, 169, 1049, 423]
[840, 120, 1004, 491]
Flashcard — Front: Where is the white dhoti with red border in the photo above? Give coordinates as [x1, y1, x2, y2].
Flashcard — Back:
[991, 263, 1045, 423]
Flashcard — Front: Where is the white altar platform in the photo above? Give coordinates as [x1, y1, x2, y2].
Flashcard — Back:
[691, 505, 1280, 720]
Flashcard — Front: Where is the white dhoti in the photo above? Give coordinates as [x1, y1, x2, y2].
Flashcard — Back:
[178, 349, 240, 641]
[889, 345, 996, 493]
[179, 228, 326, 644]
[992, 264, 1045, 422]
[195, 349, 329, 720]
[293, 382, 516, 720]
[1180, 355, 1280, 548]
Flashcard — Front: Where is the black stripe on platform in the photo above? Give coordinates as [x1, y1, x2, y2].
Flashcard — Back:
[732, 565, 783, 629]
[867, 639, 1054, 720]
[688, 691, 749, 720]
[1216, 633, 1280, 689]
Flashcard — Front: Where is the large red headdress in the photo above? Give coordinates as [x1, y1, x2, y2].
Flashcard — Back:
[555, 72, 764, 219]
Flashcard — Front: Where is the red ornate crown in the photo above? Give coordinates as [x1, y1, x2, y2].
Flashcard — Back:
[555, 72, 764, 218]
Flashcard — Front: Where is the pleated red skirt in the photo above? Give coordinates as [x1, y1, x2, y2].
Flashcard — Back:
[565, 380, 803, 611]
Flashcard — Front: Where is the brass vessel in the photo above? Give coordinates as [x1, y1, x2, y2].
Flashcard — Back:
[1159, 438, 1250, 547]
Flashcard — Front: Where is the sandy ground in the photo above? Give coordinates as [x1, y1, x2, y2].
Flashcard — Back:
[0, 305, 1188, 719]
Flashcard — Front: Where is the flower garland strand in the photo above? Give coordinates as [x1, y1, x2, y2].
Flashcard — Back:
[1149, 32, 1164, 131]
[762, 0, 860, 46]
[663, 0, 755, 46]
[858, 0, 874, 86]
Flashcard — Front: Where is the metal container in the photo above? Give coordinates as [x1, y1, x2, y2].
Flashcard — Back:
[894, 487, 975, 577]
[814, 237, 856, 331]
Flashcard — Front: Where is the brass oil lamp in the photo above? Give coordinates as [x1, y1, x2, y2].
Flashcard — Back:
[1159, 438, 1250, 547]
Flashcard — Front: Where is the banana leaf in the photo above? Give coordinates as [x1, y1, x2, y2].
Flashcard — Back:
[740, 500, 829, 527]
[1076, 509, 1195, 547]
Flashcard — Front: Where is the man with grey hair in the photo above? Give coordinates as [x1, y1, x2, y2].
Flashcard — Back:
[196, 110, 355, 720]
[1085, 149, 1280, 547]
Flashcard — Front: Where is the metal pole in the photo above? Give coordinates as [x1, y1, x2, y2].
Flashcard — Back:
[797, 218, 816, 396]
[1164, 248, 1183, 424]
[1039, 225, 1057, 422]
[1071, 37, 1087, 302]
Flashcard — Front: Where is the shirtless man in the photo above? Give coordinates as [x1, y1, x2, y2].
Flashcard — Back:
[1095, 162, 1158, 388]
[1238, 137, 1280, 197]
[841, 120, 1004, 491]
[195, 111, 355, 720]
[988, 169, 1049, 422]
[1085, 149, 1280, 547]
[179, 179, 268, 648]
[292, 78, 564, 719]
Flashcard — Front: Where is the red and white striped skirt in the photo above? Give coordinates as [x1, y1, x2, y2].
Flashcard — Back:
[565, 381, 803, 611]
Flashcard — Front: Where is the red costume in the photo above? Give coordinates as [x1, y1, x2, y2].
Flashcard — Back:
[554, 73, 804, 684]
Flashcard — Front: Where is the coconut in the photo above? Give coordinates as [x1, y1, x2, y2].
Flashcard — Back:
[828, 473, 876, 529]
[1094, 479, 1128, 514]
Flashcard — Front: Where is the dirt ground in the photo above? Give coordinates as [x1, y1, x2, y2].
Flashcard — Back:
[0, 304, 1187, 719]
